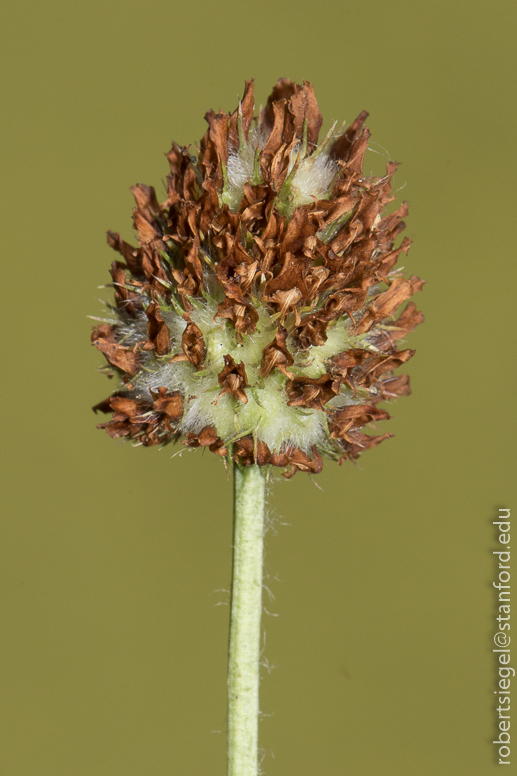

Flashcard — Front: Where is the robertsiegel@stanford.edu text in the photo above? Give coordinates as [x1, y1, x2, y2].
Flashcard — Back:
[493, 508, 512, 765]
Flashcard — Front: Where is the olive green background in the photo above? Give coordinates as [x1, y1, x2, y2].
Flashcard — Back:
[1, 1, 515, 773]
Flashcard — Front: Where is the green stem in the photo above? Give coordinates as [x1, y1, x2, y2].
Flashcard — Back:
[228, 462, 266, 776]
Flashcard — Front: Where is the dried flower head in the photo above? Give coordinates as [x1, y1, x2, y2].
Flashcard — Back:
[92, 79, 424, 477]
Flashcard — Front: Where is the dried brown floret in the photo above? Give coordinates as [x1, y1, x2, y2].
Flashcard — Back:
[259, 326, 294, 378]
[216, 356, 249, 404]
[233, 436, 273, 468]
[286, 374, 340, 410]
[150, 387, 183, 427]
[144, 302, 171, 355]
[172, 320, 206, 368]
[184, 427, 228, 457]
[92, 324, 141, 377]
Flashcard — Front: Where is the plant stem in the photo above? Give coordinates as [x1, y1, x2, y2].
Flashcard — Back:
[227, 462, 266, 776]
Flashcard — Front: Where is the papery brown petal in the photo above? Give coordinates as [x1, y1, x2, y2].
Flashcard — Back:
[95, 390, 178, 448]
[166, 142, 191, 179]
[281, 445, 323, 478]
[302, 81, 323, 145]
[263, 79, 297, 128]
[234, 260, 260, 292]
[240, 202, 265, 232]
[381, 374, 411, 397]
[371, 160, 400, 212]
[130, 183, 160, 220]
[287, 374, 340, 410]
[171, 267, 199, 306]
[109, 261, 141, 317]
[377, 201, 409, 237]
[150, 386, 184, 421]
[189, 426, 218, 446]
[329, 217, 364, 254]
[179, 320, 206, 368]
[233, 436, 272, 467]
[374, 303, 424, 350]
[330, 348, 372, 374]
[240, 79, 256, 139]
[261, 209, 283, 244]
[97, 419, 135, 440]
[184, 242, 204, 289]
[355, 349, 415, 385]
[260, 99, 287, 182]
[185, 426, 228, 456]
[132, 209, 163, 246]
[354, 277, 419, 334]
[319, 195, 358, 228]
[209, 111, 229, 167]
[355, 190, 382, 232]
[200, 178, 220, 232]
[263, 250, 303, 297]
[182, 164, 200, 202]
[330, 111, 369, 162]
[319, 281, 373, 323]
[283, 99, 302, 145]
[269, 450, 289, 468]
[92, 395, 120, 414]
[269, 287, 303, 320]
[109, 395, 148, 418]
[145, 301, 171, 355]
[294, 318, 329, 349]
[282, 206, 317, 255]
[328, 404, 390, 439]
[304, 266, 330, 300]
[346, 128, 371, 177]
[216, 355, 249, 404]
[336, 431, 393, 462]
[374, 237, 412, 282]
[229, 79, 255, 148]
[215, 297, 259, 340]
[394, 302, 425, 334]
[407, 275, 426, 293]
[259, 326, 294, 378]
[107, 231, 143, 276]
[92, 324, 141, 376]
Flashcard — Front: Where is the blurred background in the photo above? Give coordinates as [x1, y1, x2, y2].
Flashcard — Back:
[1, 1, 515, 773]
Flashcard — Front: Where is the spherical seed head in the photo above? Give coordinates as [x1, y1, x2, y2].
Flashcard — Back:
[92, 79, 424, 477]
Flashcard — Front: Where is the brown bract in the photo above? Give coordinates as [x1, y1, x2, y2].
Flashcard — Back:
[93, 78, 424, 475]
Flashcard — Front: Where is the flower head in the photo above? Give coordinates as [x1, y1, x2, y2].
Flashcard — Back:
[92, 79, 424, 477]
